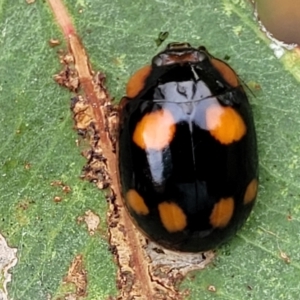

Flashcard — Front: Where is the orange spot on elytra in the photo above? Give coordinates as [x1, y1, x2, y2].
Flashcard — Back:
[206, 104, 246, 144]
[210, 197, 234, 228]
[126, 65, 152, 98]
[133, 109, 176, 150]
[244, 179, 258, 204]
[210, 58, 239, 87]
[158, 202, 187, 232]
[126, 189, 149, 215]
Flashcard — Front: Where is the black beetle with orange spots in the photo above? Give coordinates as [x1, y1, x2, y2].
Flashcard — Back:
[118, 42, 258, 252]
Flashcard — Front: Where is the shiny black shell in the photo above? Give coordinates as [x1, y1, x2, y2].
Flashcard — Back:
[118, 43, 258, 252]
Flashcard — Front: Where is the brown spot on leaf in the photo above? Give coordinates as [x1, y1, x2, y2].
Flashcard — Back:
[64, 255, 87, 297]
[0, 234, 18, 299]
[53, 196, 62, 203]
[24, 162, 31, 170]
[53, 54, 79, 92]
[49, 38, 60, 47]
[77, 210, 100, 236]
[280, 251, 291, 264]
[17, 199, 35, 211]
[208, 285, 217, 292]
[64, 294, 77, 300]
[18, 201, 29, 210]
[50, 180, 64, 187]
[51, 180, 72, 195]
[71, 95, 95, 131]
[62, 185, 71, 193]
[247, 81, 262, 91]
[146, 242, 214, 294]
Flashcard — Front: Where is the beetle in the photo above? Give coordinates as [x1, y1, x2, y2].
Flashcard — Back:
[118, 42, 258, 252]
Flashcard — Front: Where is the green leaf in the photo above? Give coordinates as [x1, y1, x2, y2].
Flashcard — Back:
[1, 0, 300, 299]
